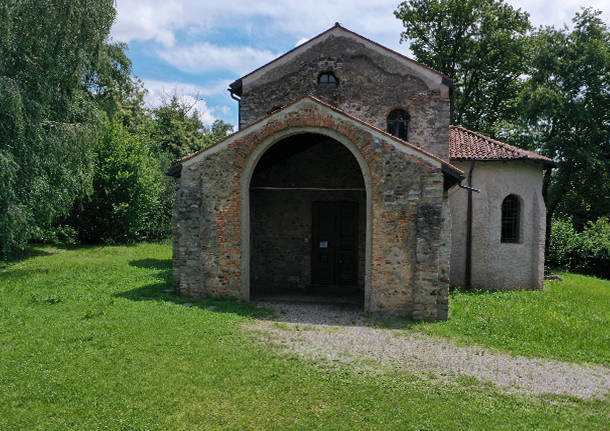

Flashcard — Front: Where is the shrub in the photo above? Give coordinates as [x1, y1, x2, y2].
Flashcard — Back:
[548, 217, 609, 278]
[576, 217, 609, 278]
[70, 120, 161, 243]
[31, 225, 78, 246]
[547, 218, 579, 269]
[139, 151, 175, 241]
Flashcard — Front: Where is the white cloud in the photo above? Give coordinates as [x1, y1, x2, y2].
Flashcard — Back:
[111, 1, 412, 53]
[112, 1, 184, 45]
[295, 37, 309, 47]
[506, 0, 608, 28]
[155, 29, 176, 48]
[141, 79, 226, 126]
[216, 105, 232, 115]
[143, 78, 230, 98]
[156, 42, 277, 75]
[182, 96, 216, 126]
[112, 0, 608, 49]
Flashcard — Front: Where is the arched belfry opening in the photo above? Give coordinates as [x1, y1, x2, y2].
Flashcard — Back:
[248, 133, 366, 305]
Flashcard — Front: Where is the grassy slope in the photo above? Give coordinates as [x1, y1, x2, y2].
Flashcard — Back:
[0, 243, 607, 430]
[414, 274, 609, 366]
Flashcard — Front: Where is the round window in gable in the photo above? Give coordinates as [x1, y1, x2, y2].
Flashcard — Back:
[318, 72, 338, 89]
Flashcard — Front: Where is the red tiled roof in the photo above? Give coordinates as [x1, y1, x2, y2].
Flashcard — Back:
[450, 125, 555, 166]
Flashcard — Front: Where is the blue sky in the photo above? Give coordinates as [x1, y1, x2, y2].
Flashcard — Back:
[111, 0, 608, 129]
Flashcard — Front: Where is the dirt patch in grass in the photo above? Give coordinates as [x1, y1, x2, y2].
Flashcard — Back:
[245, 302, 610, 400]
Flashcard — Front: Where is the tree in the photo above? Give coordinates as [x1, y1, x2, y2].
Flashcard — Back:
[150, 95, 207, 160]
[0, 0, 116, 256]
[519, 8, 609, 239]
[142, 97, 233, 241]
[150, 95, 233, 160]
[70, 120, 161, 243]
[206, 120, 234, 148]
[84, 41, 140, 119]
[394, 0, 531, 136]
[395, 2, 608, 255]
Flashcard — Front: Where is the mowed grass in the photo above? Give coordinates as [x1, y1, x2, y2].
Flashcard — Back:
[414, 274, 610, 366]
[0, 243, 607, 430]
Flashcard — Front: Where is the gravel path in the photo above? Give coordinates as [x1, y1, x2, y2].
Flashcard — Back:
[244, 302, 610, 399]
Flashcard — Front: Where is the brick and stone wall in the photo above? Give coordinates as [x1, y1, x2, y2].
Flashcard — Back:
[367, 141, 449, 320]
[173, 99, 450, 320]
[239, 33, 450, 160]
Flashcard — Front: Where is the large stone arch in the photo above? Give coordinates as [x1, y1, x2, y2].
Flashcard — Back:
[239, 126, 374, 310]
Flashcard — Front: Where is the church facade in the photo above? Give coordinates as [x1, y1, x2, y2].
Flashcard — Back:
[168, 24, 553, 321]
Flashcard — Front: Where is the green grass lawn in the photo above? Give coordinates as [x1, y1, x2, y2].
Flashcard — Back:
[414, 274, 610, 366]
[0, 243, 608, 430]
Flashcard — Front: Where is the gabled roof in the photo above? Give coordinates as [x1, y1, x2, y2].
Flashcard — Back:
[168, 95, 463, 183]
[228, 23, 452, 96]
[450, 125, 555, 166]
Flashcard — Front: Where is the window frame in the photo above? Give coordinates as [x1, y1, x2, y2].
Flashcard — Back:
[501, 194, 521, 243]
[386, 108, 410, 141]
[318, 72, 338, 89]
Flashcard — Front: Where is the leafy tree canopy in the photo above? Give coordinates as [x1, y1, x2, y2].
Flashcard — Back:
[150, 95, 233, 160]
[396, 1, 609, 248]
[0, 0, 118, 255]
[70, 120, 162, 244]
[395, 0, 531, 136]
[519, 8, 609, 230]
[63, 95, 234, 245]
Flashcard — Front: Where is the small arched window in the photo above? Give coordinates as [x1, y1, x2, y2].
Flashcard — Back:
[318, 72, 338, 89]
[501, 195, 520, 243]
[387, 109, 409, 141]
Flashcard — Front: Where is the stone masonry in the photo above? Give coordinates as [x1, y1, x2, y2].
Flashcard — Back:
[172, 98, 455, 321]
[237, 28, 451, 161]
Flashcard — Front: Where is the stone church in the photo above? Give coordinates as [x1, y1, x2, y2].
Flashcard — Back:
[168, 24, 554, 321]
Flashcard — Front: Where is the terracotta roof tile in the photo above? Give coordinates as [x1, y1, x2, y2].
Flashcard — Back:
[450, 125, 555, 166]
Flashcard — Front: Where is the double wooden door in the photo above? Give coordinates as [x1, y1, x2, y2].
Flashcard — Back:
[311, 201, 358, 286]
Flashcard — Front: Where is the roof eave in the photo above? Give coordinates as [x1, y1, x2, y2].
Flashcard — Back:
[450, 157, 556, 167]
[442, 164, 464, 190]
[228, 79, 243, 97]
[167, 163, 182, 178]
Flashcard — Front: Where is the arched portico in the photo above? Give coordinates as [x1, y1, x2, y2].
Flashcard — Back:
[240, 127, 373, 310]
[172, 97, 454, 320]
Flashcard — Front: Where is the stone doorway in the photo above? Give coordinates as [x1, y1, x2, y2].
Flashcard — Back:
[248, 133, 366, 305]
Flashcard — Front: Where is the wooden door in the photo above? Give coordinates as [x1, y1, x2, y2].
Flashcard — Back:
[311, 201, 358, 286]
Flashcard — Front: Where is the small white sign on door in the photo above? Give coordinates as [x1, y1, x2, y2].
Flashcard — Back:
[319, 241, 328, 248]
